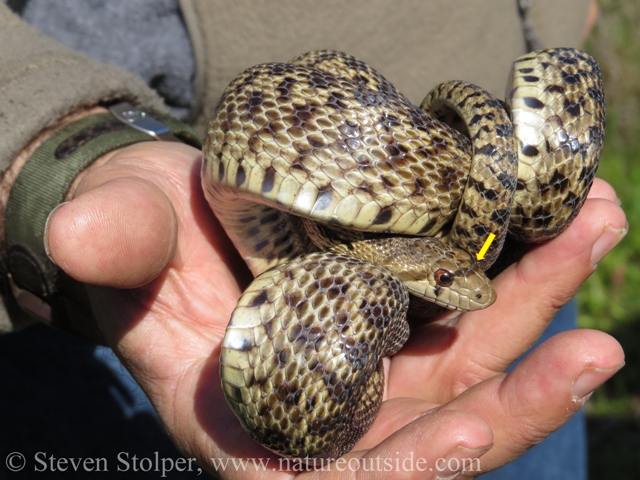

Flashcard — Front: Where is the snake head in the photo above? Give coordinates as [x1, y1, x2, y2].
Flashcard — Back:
[397, 238, 496, 311]
[341, 236, 496, 312]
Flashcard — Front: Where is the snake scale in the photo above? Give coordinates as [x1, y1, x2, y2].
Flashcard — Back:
[201, 48, 605, 459]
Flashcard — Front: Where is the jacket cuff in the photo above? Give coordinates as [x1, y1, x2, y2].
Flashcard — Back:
[0, 4, 166, 175]
[0, 5, 169, 332]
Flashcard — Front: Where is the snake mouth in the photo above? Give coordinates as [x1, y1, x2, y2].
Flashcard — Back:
[429, 297, 467, 312]
[404, 280, 496, 312]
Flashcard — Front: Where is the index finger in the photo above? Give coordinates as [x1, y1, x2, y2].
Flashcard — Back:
[388, 193, 627, 402]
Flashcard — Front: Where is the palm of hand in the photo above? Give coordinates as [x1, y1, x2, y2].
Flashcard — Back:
[46, 142, 625, 479]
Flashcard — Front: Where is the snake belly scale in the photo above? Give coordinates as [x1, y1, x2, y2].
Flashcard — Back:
[202, 49, 605, 459]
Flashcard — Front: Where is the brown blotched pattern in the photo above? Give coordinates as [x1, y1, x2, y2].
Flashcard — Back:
[203, 49, 605, 459]
[220, 252, 409, 459]
[507, 48, 605, 241]
[202, 51, 473, 275]
[421, 81, 518, 269]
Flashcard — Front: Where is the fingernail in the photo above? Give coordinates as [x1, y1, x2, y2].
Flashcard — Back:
[591, 222, 628, 267]
[572, 363, 625, 402]
[435, 444, 492, 479]
[43, 202, 69, 265]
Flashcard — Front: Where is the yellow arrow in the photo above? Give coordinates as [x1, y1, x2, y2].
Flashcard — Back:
[476, 233, 496, 261]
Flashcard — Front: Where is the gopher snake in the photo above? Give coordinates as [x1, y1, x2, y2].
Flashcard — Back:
[201, 49, 604, 459]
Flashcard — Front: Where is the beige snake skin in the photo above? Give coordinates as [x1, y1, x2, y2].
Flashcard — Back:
[202, 48, 605, 459]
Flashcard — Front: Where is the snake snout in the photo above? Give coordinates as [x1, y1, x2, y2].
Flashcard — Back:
[462, 267, 497, 311]
[396, 238, 496, 311]
[403, 262, 496, 311]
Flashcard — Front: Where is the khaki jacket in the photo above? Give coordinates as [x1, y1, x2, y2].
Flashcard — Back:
[0, 0, 591, 331]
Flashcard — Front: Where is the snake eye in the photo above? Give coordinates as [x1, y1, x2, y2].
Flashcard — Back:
[435, 269, 454, 287]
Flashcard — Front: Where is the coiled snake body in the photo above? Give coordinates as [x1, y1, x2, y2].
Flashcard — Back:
[202, 49, 605, 459]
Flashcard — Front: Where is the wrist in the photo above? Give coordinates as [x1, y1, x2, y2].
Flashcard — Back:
[0, 106, 109, 244]
[1, 103, 201, 336]
[64, 146, 124, 202]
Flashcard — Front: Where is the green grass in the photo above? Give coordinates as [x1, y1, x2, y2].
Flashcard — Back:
[578, 0, 640, 477]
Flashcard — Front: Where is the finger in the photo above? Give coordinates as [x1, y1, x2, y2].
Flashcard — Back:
[442, 329, 624, 473]
[471, 196, 627, 357]
[300, 408, 493, 480]
[45, 175, 178, 288]
[588, 177, 617, 201]
[391, 195, 627, 400]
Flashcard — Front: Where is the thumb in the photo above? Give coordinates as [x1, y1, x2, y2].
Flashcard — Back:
[45, 175, 178, 288]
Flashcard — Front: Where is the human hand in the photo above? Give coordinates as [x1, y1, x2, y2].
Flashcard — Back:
[45, 141, 626, 478]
